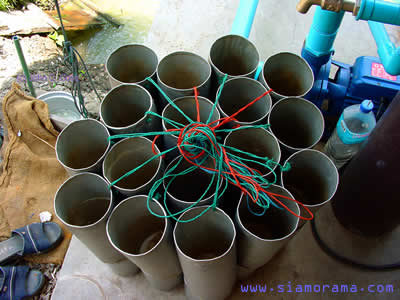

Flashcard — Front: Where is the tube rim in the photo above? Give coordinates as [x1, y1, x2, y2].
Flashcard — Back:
[102, 136, 163, 193]
[105, 43, 158, 86]
[54, 172, 113, 229]
[262, 52, 315, 98]
[156, 51, 212, 93]
[281, 149, 339, 208]
[209, 34, 260, 78]
[268, 97, 325, 151]
[55, 119, 111, 172]
[216, 77, 272, 125]
[223, 127, 281, 177]
[173, 206, 236, 262]
[106, 194, 168, 257]
[236, 184, 300, 241]
[100, 83, 153, 131]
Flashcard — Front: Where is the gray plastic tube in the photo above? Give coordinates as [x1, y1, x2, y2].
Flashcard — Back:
[163, 156, 221, 214]
[209, 34, 260, 85]
[107, 195, 182, 290]
[103, 137, 163, 197]
[216, 77, 272, 127]
[224, 127, 281, 178]
[235, 184, 299, 279]
[268, 97, 324, 156]
[54, 173, 139, 276]
[105, 44, 158, 89]
[174, 206, 237, 300]
[281, 149, 339, 227]
[260, 52, 314, 101]
[105, 44, 161, 109]
[55, 119, 110, 176]
[100, 84, 158, 135]
[156, 51, 211, 105]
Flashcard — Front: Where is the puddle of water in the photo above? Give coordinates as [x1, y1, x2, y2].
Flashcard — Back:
[67, 0, 159, 64]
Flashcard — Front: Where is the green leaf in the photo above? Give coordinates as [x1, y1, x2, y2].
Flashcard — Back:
[55, 34, 64, 47]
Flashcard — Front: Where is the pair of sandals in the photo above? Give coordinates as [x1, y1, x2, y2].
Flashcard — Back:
[0, 222, 63, 300]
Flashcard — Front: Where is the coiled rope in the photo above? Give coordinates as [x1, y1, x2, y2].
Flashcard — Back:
[108, 74, 314, 222]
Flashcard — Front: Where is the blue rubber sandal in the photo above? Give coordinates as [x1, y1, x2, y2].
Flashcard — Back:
[0, 222, 63, 265]
[0, 266, 45, 300]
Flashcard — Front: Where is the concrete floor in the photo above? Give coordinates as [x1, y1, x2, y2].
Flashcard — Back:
[146, 0, 378, 62]
[53, 204, 400, 300]
[52, 0, 400, 299]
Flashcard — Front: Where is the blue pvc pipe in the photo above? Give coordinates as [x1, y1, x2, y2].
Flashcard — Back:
[368, 21, 400, 76]
[357, 0, 400, 26]
[231, 0, 259, 38]
[304, 6, 345, 57]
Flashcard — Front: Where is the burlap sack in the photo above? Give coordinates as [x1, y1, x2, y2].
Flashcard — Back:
[0, 83, 71, 264]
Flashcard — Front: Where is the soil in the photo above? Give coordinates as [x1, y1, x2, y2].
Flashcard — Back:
[0, 34, 111, 119]
[0, 34, 112, 299]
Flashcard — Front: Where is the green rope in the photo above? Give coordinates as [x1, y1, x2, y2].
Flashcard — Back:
[107, 78, 287, 222]
[146, 77, 193, 124]
[206, 73, 228, 124]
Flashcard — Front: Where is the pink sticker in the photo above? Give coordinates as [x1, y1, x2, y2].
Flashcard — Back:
[371, 63, 397, 81]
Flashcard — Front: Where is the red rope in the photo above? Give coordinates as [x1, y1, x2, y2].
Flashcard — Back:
[152, 87, 314, 221]
[214, 89, 273, 129]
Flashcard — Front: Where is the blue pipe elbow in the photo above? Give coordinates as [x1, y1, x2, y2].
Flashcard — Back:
[368, 21, 400, 76]
[231, 0, 259, 38]
[304, 7, 345, 57]
[357, 0, 400, 26]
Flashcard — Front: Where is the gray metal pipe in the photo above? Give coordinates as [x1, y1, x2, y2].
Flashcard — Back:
[235, 184, 299, 279]
[209, 34, 260, 85]
[164, 156, 221, 214]
[105, 44, 158, 89]
[260, 52, 314, 101]
[156, 51, 212, 105]
[224, 127, 281, 178]
[281, 149, 339, 227]
[161, 96, 220, 163]
[268, 97, 324, 155]
[100, 84, 158, 135]
[54, 172, 139, 276]
[107, 195, 182, 290]
[217, 77, 271, 127]
[173, 206, 237, 300]
[55, 119, 110, 176]
[38, 91, 83, 131]
[103, 137, 163, 197]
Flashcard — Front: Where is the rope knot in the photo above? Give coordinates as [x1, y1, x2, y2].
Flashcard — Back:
[177, 123, 217, 162]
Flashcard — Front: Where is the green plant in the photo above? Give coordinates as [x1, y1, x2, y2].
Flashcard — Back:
[48, 31, 65, 47]
[0, 0, 22, 11]
[78, 69, 86, 80]
[0, 0, 53, 11]
[32, 0, 55, 10]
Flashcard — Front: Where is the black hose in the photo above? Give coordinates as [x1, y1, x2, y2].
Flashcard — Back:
[311, 217, 400, 271]
[54, 0, 102, 118]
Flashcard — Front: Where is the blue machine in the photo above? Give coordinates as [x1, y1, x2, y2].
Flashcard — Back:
[297, 0, 400, 134]
[232, 0, 400, 136]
